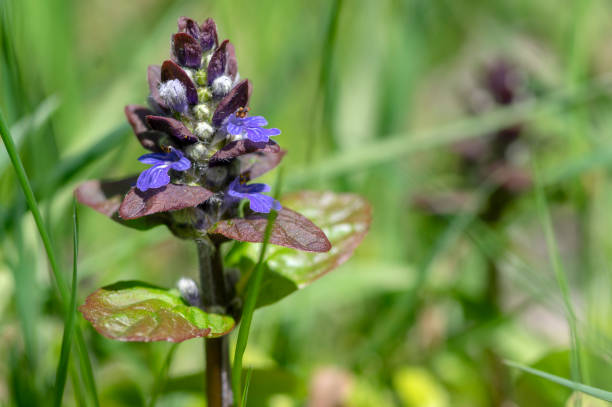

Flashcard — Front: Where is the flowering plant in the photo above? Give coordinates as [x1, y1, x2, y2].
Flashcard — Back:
[75, 16, 370, 406]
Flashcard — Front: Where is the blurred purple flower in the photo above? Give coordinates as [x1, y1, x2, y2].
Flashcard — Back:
[226, 110, 280, 143]
[136, 149, 191, 192]
[227, 177, 281, 213]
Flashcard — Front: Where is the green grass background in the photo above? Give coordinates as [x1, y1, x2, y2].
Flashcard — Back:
[1, 0, 612, 405]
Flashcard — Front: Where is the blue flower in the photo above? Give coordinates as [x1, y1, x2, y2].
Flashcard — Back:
[227, 177, 281, 213]
[136, 149, 191, 191]
[226, 112, 281, 143]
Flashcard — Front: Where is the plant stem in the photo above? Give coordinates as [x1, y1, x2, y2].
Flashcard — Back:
[196, 238, 234, 407]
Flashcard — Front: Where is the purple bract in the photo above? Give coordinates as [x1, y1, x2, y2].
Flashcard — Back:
[136, 149, 191, 192]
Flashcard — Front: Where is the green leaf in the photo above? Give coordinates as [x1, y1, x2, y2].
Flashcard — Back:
[231, 191, 371, 307]
[79, 281, 234, 342]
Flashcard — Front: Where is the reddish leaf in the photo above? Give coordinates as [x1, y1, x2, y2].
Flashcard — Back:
[145, 115, 197, 143]
[79, 281, 235, 342]
[161, 60, 198, 105]
[75, 177, 135, 217]
[147, 65, 168, 112]
[177, 17, 201, 43]
[210, 208, 331, 253]
[75, 177, 167, 230]
[207, 40, 237, 86]
[211, 79, 252, 127]
[209, 139, 280, 166]
[119, 184, 213, 220]
[239, 148, 286, 180]
[199, 18, 218, 51]
[124, 105, 164, 152]
[172, 33, 202, 68]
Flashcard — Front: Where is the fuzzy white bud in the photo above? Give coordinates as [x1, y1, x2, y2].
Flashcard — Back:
[194, 122, 214, 139]
[193, 104, 211, 121]
[158, 79, 188, 112]
[211, 75, 232, 97]
[177, 278, 200, 306]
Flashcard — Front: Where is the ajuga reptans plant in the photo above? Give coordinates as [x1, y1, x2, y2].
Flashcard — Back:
[75, 16, 371, 406]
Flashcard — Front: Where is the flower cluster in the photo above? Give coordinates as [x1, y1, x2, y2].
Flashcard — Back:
[76, 17, 330, 249]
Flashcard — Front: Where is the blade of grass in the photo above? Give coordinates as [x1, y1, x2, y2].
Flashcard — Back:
[504, 360, 612, 402]
[148, 343, 179, 407]
[240, 368, 253, 407]
[289, 74, 612, 186]
[0, 108, 100, 406]
[0, 95, 60, 173]
[53, 200, 79, 407]
[534, 161, 583, 386]
[232, 168, 283, 404]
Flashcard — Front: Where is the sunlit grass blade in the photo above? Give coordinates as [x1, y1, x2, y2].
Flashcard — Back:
[148, 343, 179, 407]
[232, 169, 283, 404]
[0, 108, 100, 406]
[534, 162, 583, 385]
[53, 200, 80, 407]
[240, 368, 253, 407]
[0, 95, 60, 173]
[504, 360, 612, 402]
[289, 75, 612, 185]
[42, 122, 130, 195]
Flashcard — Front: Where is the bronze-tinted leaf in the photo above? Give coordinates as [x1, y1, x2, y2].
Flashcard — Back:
[147, 65, 168, 112]
[75, 177, 167, 230]
[210, 207, 331, 253]
[199, 18, 218, 51]
[228, 192, 371, 307]
[172, 33, 202, 68]
[119, 184, 213, 220]
[268, 191, 371, 283]
[124, 105, 164, 152]
[161, 60, 198, 105]
[207, 40, 237, 86]
[79, 281, 235, 342]
[145, 115, 197, 143]
[239, 148, 286, 180]
[209, 140, 280, 166]
[211, 79, 252, 128]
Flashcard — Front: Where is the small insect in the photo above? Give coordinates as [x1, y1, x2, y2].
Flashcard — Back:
[235, 106, 250, 118]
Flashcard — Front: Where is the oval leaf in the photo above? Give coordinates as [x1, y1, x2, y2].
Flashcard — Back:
[268, 191, 371, 285]
[75, 177, 167, 230]
[210, 207, 331, 253]
[147, 65, 168, 112]
[119, 184, 213, 220]
[124, 105, 164, 152]
[80, 281, 234, 342]
[172, 32, 202, 69]
[145, 115, 198, 143]
[228, 191, 371, 307]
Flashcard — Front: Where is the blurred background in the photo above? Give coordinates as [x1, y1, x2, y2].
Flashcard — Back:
[1, 0, 612, 406]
